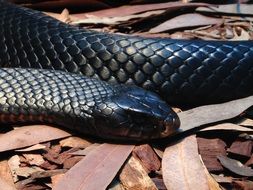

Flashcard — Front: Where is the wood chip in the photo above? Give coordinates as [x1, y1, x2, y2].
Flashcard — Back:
[0, 160, 15, 189]
[8, 155, 20, 183]
[197, 138, 226, 172]
[0, 125, 71, 152]
[120, 156, 158, 190]
[162, 135, 209, 190]
[132, 144, 161, 172]
[23, 154, 45, 166]
[63, 156, 84, 169]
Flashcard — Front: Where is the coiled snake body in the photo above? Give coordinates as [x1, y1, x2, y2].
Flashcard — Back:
[0, 1, 253, 140]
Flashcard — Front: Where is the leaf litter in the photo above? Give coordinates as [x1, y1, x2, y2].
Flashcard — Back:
[1, 1, 253, 190]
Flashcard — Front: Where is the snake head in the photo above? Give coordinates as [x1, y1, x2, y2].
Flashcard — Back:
[92, 86, 180, 141]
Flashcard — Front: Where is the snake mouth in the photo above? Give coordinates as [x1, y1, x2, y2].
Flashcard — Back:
[159, 114, 180, 138]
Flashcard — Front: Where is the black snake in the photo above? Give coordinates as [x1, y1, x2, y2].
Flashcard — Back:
[0, 1, 252, 140]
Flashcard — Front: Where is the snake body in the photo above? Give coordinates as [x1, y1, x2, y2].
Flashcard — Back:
[0, 1, 253, 140]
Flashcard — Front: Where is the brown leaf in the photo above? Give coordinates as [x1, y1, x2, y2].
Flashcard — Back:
[74, 10, 165, 25]
[201, 158, 222, 190]
[237, 118, 253, 127]
[162, 135, 209, 190]
[197, 4, 253, 16]
[54, 143, 134, 190]
[200, 123, 253, 132]
[132, 144, 160, 172]
[197, 138, 226, 172]
[149, 13, 222, 33]
[0, 125, 71, 152]
[15, 144, 46, 152]
[228, 140, 253, 157]
[59, 136, 92, 149]
[217, 155, 253, 177]
[119, 156, 158, 190]
[178, 95, 253, 133]
[74, 2, 211, 18]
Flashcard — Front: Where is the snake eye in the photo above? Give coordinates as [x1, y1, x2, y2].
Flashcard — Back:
[159, 115, 180, 138]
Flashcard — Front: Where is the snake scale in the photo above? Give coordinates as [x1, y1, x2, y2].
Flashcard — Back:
[0, 1, 252, 140]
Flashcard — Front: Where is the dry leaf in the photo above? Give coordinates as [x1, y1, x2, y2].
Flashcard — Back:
[217, 155, 253, 177]
[73, 10, 165, 25]
[0, 125, 71, 152]
[119, 156, 158, 190]
[59, 137, 92, 149]
[15, 144, 46, 152]
[200, 157, 222, 190]
[200, 123, 253, 132]
[178, 95, 253, 132]
[211, 174, 233, 183]
[162, 135, 209, 190]
[54, 143, 134, 190]
[237, 118, 253, 127]
[74, 2, 211, 18]
[149, 13, 222, 33]
[197, 4, 253, 16]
